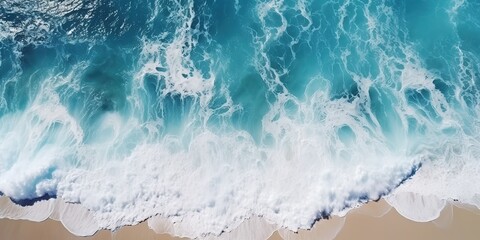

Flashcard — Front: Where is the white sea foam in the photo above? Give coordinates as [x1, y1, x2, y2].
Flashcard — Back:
[13, 60, 472, 238]
[136, 0, 215, 101]
[386, 192, 446, 222]
[0, 72, 423, 237]
[0, 80, 83, 200]
[0, 81, 422, 238]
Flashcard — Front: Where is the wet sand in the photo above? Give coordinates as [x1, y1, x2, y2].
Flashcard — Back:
[1, 200, 479, 240]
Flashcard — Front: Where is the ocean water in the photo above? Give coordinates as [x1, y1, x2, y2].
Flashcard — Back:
[1, 0, 480, 237]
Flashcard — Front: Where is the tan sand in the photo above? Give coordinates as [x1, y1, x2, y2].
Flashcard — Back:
[0, 219, 187, 240]
[334, 201, 480, 240]
[1, 200, 479, 240]
[269, 200, 480, 240]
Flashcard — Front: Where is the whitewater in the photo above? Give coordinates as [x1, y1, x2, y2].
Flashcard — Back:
[1, 0, 480, 238]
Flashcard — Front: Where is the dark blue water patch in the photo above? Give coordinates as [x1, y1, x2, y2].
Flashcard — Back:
[345, 191, 372, 207]
[9, 193, 57, 207]
[19, 44, 58, 72]
[19, 44, 53, 74]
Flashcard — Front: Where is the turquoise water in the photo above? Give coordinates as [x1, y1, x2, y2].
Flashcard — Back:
[1, 0, 480, 236]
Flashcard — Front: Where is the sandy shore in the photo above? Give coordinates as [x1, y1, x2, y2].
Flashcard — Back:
[1, 198, 479, 240]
